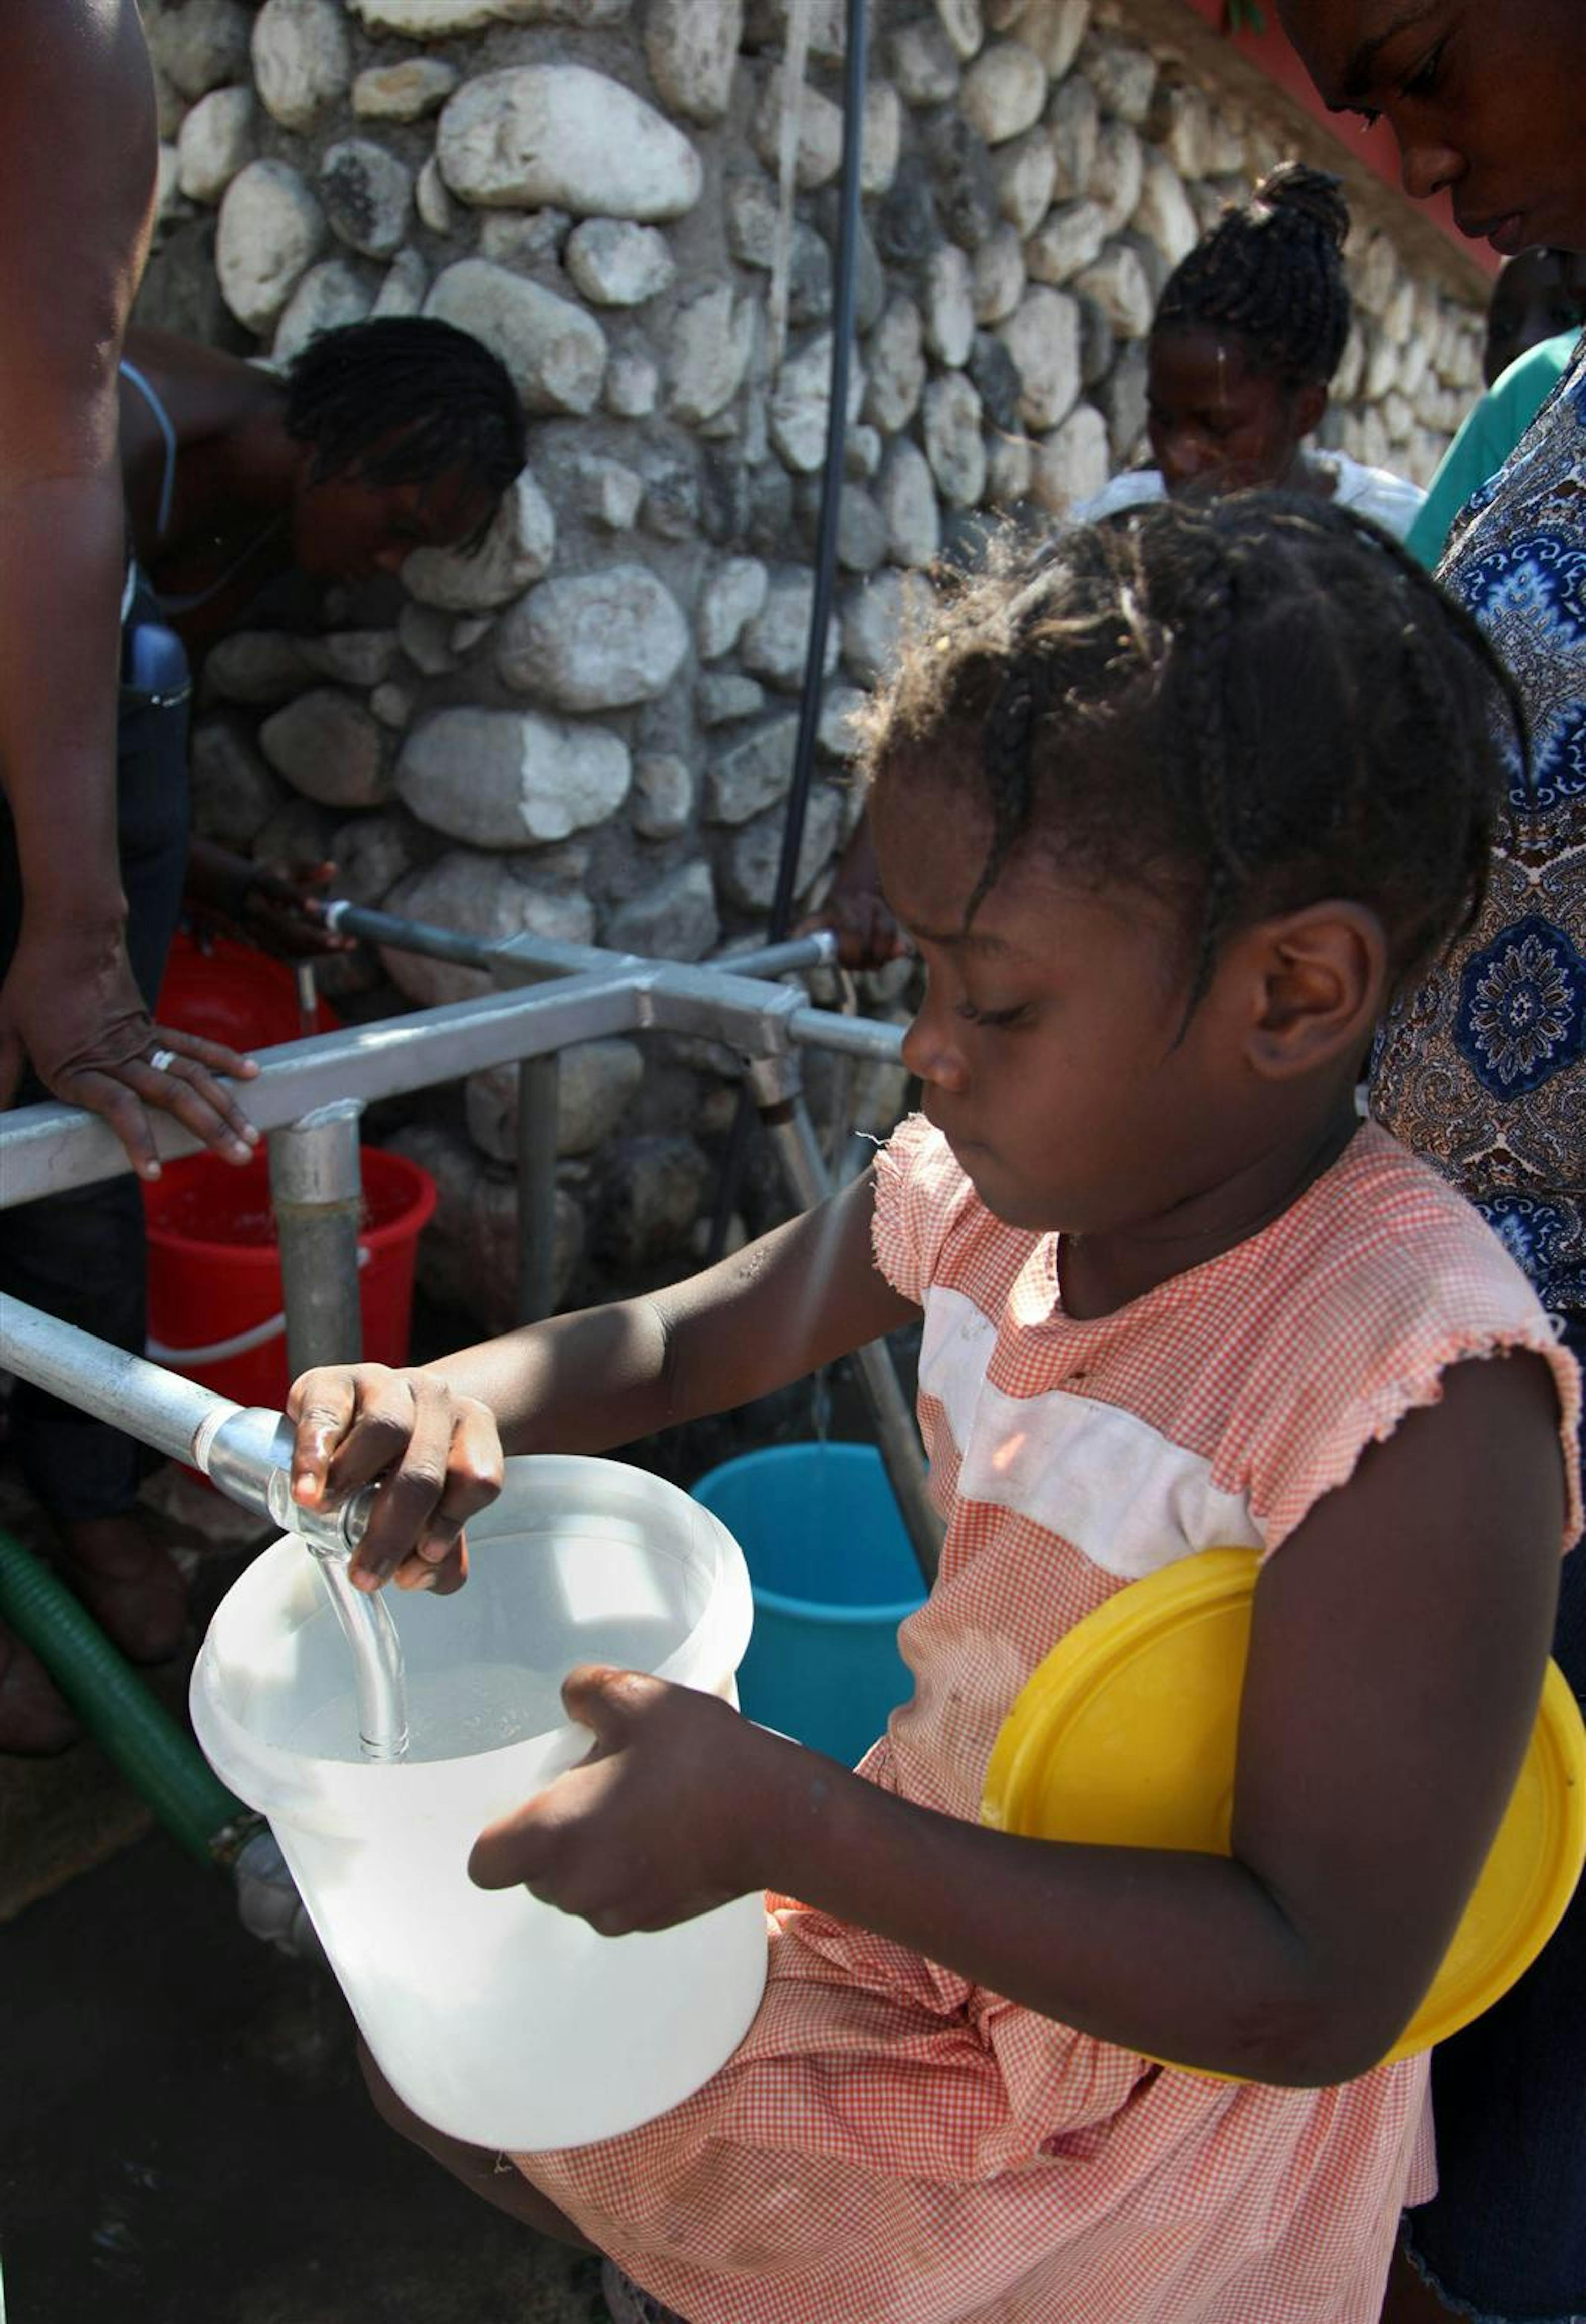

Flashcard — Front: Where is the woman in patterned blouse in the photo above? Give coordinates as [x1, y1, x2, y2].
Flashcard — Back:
[1277, 9, 1584, 2323]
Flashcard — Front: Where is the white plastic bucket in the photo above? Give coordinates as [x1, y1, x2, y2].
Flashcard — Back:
[190, 1456, 768, 2150]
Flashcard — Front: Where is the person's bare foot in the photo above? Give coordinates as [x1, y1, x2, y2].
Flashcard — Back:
[53, 1512, 189, 1664]
[0, 1622, 80, 1754]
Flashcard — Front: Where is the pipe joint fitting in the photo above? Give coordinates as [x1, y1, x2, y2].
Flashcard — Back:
[268, 1100, 365, 1207]
[744, 1052, 805, 1109]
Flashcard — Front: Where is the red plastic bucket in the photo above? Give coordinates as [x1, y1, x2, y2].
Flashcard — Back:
[156, 931, 343, 1050]
[143, 1146, 437, 1410]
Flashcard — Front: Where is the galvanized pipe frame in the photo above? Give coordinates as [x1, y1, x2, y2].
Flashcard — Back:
[324, 897, 842, 995]
[747, 1053, 943, 1582]
[0, 945, 934, 1570]
[0, 955, 902, 1212]
[267, 1099, 366, 1378]
[321, 906, 861, 1327]
[515, 1052, 560, 1326]
[0, 1294, 359, 1554]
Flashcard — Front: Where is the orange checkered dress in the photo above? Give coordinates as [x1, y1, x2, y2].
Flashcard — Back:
[515, 1116, 1582, 2323]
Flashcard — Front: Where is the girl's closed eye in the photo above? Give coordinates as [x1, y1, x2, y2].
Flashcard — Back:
[955, 997, 1031, 1030]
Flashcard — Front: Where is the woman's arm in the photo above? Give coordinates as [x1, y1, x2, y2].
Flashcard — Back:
[0, 2, 257, 1170]
[0, 2, 154, 1071]
[473, 1349, 1567, 2086]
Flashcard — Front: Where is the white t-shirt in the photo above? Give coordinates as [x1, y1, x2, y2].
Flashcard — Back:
[1076, 451, 1426, 541]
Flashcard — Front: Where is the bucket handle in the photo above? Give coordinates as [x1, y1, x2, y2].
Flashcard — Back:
[148, 1247, 370, 1367]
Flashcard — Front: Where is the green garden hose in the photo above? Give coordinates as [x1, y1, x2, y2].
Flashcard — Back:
[0, 1527, 250, 1865]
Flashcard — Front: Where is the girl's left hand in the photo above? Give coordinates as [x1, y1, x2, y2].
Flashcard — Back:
[468, 1669, 794, 1934]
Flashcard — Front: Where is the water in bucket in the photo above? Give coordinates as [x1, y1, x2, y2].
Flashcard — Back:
[191, 1457, 768, 2151]
[156, 929, 344, 1050]
[144, 1145, 436, 1412]
[286, 1662, 547, 1760]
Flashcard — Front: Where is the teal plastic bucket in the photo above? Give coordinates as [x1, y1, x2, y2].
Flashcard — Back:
[690, 1442, 927, 1767]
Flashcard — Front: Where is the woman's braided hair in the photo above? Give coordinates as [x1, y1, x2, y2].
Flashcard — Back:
[855, 496, 1525, 1002]
[285, 317, 527, 533]
[1154, 162, 1353, 389]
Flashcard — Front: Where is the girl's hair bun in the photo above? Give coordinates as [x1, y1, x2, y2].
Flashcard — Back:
[1250, 163, 1350, 253]
[1152, 158, 1353, 387]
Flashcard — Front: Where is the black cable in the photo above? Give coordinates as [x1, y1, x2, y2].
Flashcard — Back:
[707, 0, 870, 1261]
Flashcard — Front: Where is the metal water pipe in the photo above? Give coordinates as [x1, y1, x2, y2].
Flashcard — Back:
[268, 1098, 365, 1376]
[708, 0, 873, 1261]
[743, 1054, 942, 1584]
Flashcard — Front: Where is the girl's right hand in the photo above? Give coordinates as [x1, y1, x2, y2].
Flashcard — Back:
[286, 1364, 505, 1596]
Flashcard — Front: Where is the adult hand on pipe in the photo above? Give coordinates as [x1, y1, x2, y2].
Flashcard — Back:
[239, 859, 357, 960]
[0, 915, 260, 1180]
[795, 815, 910, 971]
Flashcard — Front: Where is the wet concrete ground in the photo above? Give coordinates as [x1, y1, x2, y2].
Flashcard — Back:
[3, 1821, 605, 2324]
[0, 1460, 603, 2324]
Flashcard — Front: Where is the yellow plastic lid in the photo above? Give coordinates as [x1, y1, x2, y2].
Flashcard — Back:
[981, 1547, 1586, 2074]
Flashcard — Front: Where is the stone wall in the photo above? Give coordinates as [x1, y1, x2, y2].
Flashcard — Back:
[138, 0, 1488, 1330]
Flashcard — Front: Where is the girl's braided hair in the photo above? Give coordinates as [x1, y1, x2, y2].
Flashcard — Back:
[1154, 162, 1353, 389]
[285, 317, 527, 538]
[855, 496, 1526, 1001]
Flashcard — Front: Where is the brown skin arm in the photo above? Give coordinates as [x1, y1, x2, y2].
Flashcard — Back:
[288, 1167, 917, 1588]
[465, 1350, 1565, 2088]
[0, 4, 257, 1173]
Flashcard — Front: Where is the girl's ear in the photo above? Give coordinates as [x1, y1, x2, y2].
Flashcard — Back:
[1236, 901, 1388, 1080]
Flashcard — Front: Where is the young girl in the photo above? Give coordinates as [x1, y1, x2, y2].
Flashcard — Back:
[288, 498, 1580, 2324]
[1079, 163, 1424, 536]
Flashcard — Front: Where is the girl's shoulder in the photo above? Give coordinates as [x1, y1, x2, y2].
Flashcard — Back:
[872, 1114, 1039, 1311]
[1319, 450, 1425, 541]
[1276, 1119, 1539, 1273]
[1071, 468, 1166, 523]
[1231, 1123, 1559, 1377]
[1215, 1125, 1581, 1555]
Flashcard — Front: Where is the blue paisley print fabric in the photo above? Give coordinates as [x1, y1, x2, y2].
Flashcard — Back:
[1371, 336, 1585, 1316]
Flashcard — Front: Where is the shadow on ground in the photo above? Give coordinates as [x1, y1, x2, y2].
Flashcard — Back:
[2, 1822, 605, 2324]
